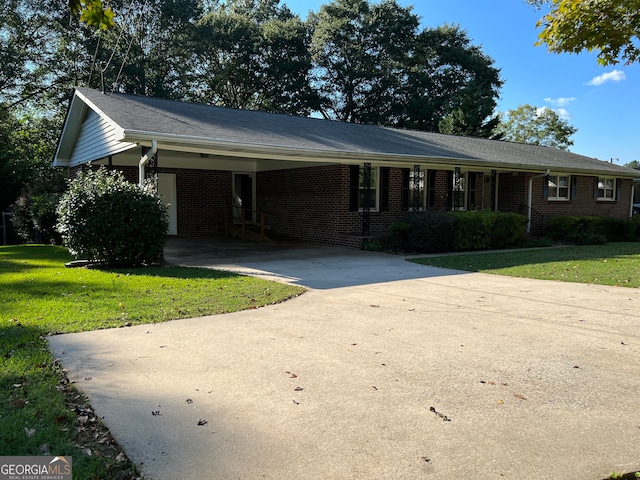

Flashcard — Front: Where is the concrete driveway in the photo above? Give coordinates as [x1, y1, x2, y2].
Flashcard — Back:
[48, 239, 640, 479]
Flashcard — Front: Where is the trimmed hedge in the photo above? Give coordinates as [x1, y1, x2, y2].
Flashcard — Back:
[547, 215, 640, 244]
[391, 210, 527, 253]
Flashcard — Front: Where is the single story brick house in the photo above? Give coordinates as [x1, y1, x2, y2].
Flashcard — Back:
[54, 87, 639, 247]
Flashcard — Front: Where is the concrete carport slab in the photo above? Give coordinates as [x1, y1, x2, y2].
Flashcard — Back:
[48, 239, 640, 479]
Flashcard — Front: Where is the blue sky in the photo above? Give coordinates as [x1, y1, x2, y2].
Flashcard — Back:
[285, 0, 639, 165]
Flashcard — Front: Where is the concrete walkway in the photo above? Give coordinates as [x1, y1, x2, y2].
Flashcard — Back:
[48, 239, 640, 479]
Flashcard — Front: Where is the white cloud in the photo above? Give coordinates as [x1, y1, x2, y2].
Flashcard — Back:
[587, 70, 626, 86]
[535, 106, 549, 117]
[544, 97, 575, 107]
[536, 105, 571, 120]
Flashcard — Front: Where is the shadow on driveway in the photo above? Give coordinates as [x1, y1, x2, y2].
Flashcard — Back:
[163, 237, 465, 289]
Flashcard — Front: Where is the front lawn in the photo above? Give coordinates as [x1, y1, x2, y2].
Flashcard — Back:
[410, 242, 640, 288]
[0, 245, 305, 479]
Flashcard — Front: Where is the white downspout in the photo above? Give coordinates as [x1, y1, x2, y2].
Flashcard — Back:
[527, 169, 550, 233]
[139, 139, 158, 185]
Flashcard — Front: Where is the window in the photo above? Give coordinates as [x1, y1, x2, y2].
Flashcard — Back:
[597, 176, 615, 200]
[402, 168, 435, 211]
[349, 165, 378, 211]
[446, 169, 469, 210]
[547, 174, 569, 200]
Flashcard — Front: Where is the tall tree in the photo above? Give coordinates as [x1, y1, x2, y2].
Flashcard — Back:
[184, 0, 319, 115]
[407, 25, 503, 136]
[494, 104, 577, 150]
[309, 0, 419, 123]
[527, 0, 640, 65]
[98, 0, 202, 98]
[309, 0, 502, 136]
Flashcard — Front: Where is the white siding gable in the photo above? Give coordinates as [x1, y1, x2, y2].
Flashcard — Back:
[69, 109, 136, 166]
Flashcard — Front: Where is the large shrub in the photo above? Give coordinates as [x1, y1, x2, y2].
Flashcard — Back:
[547, 215, 639, 244]
[390, 210, 527, 253]
[404, 212, 455, 253]
[56, 168, 168, 267]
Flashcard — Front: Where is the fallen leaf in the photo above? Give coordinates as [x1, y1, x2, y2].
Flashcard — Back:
[497, 400, 504, 404]
[514, 394, 527, 400]
[294, 387, 304, 391]
[197, 419, 208, 426]
[115, 452, 127, 462]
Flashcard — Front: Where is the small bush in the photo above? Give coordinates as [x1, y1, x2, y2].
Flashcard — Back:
[56, 168, 168, 267]
[361, 238, 384, 251]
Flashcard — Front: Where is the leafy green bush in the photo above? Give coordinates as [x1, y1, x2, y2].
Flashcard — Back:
[547, 215, 639, 244]
[56, 168, 168, 267]
[405, 212, 455, 253]
[9, 165, 67, 244]
[391, 210, 527, 253]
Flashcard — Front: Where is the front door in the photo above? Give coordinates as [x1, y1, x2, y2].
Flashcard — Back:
[233, 173, 254, 221]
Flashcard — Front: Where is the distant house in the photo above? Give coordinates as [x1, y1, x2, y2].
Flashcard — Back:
[54, 87, 639, 247]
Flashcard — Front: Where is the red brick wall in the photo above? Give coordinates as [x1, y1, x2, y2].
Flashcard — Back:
[257, 165, 410, 247]
[75, 162, 634, 245]
[159, 167, 231, 237]
[530, 174, 632, 220]
[496, 172, 528, 214]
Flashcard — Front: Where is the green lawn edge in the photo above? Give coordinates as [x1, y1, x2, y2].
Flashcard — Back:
[0, 244, 305, 479]
[409, 242, 640, 288]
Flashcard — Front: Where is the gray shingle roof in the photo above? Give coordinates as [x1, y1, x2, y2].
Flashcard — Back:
[76, 87, 637, 177]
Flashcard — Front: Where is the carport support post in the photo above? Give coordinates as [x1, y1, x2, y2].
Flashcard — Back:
[412, 165, 421, 213]
[362, 162, 371, 236]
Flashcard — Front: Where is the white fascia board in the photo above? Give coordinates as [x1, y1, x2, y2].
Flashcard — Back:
[117, 129, 640, 178]
[74, 88, 119, 127]
[53, 94, 86, 167]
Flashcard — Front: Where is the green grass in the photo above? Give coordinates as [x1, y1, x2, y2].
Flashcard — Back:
[410, 242, 640, 288]
[0, 245, 305, 479]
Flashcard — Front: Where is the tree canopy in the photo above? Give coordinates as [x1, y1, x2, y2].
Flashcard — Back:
[309, 0, 503, 136]
[494, 104, 577, 150]
[527, 0, 640, 65]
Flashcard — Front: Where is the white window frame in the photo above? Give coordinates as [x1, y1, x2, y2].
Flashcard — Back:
[408, 169, 425, 211]
[451, 171, 469, 211]
[597, 176, 616, 201]
[547, 174, 570, 201]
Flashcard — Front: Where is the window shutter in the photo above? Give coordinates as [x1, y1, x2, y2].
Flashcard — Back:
[570, 176, 577, 200]
[446, 171, 453, 210]
[593, 177, 599, 200]
[401, 168, 410, 210]
[543, 175, 549, 199]
[616, 178, 622, 200]
[380, 167, 390, 212]
[349, 165, 359, 212]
